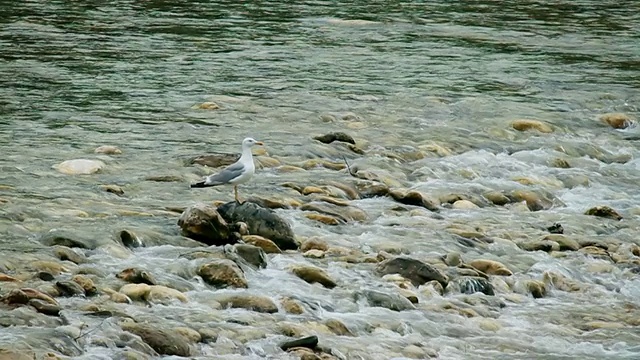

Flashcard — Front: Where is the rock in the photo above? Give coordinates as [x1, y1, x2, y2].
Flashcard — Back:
[247, 196, 301, 209]
[300, 238, 329, 252]
[242, 235, 282, 254]
[280, 335, 319, 351]
[28, 298, 61, 316]
[121, 322, 193, 357]
[281, 297, 304, 314]
[356, 289, 416, 311]
[54, 159, 105, 175]
[53, 245, 88, 264]
[197, 260, 248, 288]
[325, 319, 354, 336]
[547, 223, 564, 234]
[483, 191, 510, 206]
[376, 257, 448, 288]
[55, 280, 86, 297]
[119, 283, 151, 301]
[313, 132, 355, 145]
[467, 259, 513, 276]
[526, 280, 547, 298]
[542, 234, 580, 251]
[453, 277, 495, 295]
[520, 240, 560, 252]
[194, 101, 220, 110]
[389, 189, 439, 212]
[116, 268, 157, 285]
[600, 113, 634, 129]
[95, 145, 122, 155]
[100, 184, 125, 196]
[356, 182, 390, 198]
[511, 119, 553, 133]
[290, 265, 337, 289]
[542, 271, 581, 292]
[452, 200, 479, 209]
[0, 273, 20, 282]
[302, 186, 325, 195]
[217, 294, 278, 313]
[233, 244, 267, 269]
[305, 213, 342, 225]
[175, 327, 201, 343]
[118, 229, 143, 248]
[217, 201, 298, 250]
[3, 288, 58, 307]
[303, 250, 325, 259]
[148, 285, 188, 304]
[72, 275, 97, 296]
[177, 203, 236, 246]
[443, 252, 462, 267]
[509, 190, 553, 211]
[300, 202, 367, 222]
[189, 153, 239, 168]
[39, 230, 99, 249]
[585, 206, 623, 220]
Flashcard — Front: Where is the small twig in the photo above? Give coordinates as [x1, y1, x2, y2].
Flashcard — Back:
[342, 155, 357, 177]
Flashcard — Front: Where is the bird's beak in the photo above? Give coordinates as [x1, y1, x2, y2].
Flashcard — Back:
[256, 141, 264, 146]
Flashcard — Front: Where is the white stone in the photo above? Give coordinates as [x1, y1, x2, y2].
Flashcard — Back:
[54, 159, 105, 175]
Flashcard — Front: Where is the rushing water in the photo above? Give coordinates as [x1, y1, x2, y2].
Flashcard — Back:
[1, 0, 640, 359]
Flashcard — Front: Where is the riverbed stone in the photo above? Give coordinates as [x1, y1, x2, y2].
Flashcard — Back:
[300, 202, 368, 222]
[95, 145, 122, 155]
[116, 268, 157, 285]
[121, 322, 193, 357]
[217, 201, 299, 250]
[281, 297, 305, 314]
[389, 189, 439, 212]
[542, 234, 580, 251]
[54, 159, 105, 175]
[241, 235, 282, 254]
[376, 256, 449, 288]
[177, 203, 236, 246]
[305, 213, 342, 225]
[197, 259, 248, 288]
[72, 275, 97, 296]
[300, 238, 329, 252]
[453, 277, 495, 295]
[356, 289, 416, 311]
[599, 113, 634, 129]
[39, 230, 100, 249]
[509, 190, 553, 211]
[119, 283, 151, 301]
[511, 119, 553, 133]
[217, 294, 278, 313]
[189, 152, 238, 168]
[233, 243, 267, 269]
[452, 200, 479, 210]
[467, 259, 513, 276]
[289, 265, 337, 289]
[585, 205, 623, 220]
[313, 132, 355, 145]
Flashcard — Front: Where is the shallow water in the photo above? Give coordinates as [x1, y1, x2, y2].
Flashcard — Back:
[1, 0, 640, 359]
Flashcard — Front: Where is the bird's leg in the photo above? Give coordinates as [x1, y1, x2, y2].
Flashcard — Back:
[234, 185, 240, 203]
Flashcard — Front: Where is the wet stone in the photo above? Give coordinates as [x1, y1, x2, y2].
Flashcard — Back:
[356, 289, 416, 311]
[313, 132, 355, 145]
[280, 335, 319, 351]
[52, 245, 88, 264]
[290, 265, 337, 289]
[28, 298, 61, 316]
[121, 322, 193, 357]
[454, 277, 495, 296]
[178, 203, 237, 246]
[585, 205, 623, 220]
[216, 294, 278, 313]
[232, 243, 268, 269]
[116, 268, 157, 285]
[376, 256, 449, 288]
[55, 280, 86, 297]
[197, 259, 248, 289]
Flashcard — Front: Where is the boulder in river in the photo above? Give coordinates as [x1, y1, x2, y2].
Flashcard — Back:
[355, 289, 416, 311]
[289, 265, 337, 289]
[197, 259, 248, 288]
[177, 203, 238, 246]
[511, 119, 553, 133]
[217, 201, 299, 250]
[467, 259, 513, 276]
[599, 113, 635, 129]
[53, 159, 105, 175]
[585, 205, 623, 220]
[121, 322, 193, 357]
[389, 189, 440, 212]
[376, 256, 449, 288]
[216, 294, 278, 313]
[313, 132, 355, 145]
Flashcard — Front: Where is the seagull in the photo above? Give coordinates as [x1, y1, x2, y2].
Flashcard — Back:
[191, 137, 264, 203]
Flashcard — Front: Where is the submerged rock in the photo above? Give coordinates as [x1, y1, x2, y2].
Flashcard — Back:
[116, 268, 157, 285]
[547, 222, 564, 234]
[389, 189, 439, 212]
[300, 202, 367, 222]
[121, 322, 193, 357]
[95, 145, 122, 155]
[241, 235, 282, 254]
[232, 243, 268, 269]
[599, 113, 635, 129]
[511, 119, 553, 133]
[197, 259, 248, 289]
[313, 132, 355, 145]
[376, 257, 449, 288]
[585, 205, 623, 220]
[217, 201, 298, 250]
[356, 289, 416, 311]
[39, 230, 100, 249]
[453, 277, 495, 296]
[177, 203, 237, 246]
[467, 259, 513, 276]
[54, 159, 105, 175]
[280, 335, 319, 351]
[216, 294, 278, 313]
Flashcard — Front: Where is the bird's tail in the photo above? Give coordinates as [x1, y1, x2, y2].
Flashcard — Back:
[190, 181, 208, 188]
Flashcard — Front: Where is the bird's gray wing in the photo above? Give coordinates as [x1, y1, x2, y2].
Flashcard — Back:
[204, 161, 245, 185]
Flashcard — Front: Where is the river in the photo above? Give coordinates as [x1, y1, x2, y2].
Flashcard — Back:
[1, 1, 640, 359]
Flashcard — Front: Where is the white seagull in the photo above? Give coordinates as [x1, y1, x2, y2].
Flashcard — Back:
[191, 137, 264, 203]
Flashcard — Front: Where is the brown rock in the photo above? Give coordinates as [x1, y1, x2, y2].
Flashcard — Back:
[242, 235, 282, 254]
[376, 257, 448, 287]
[300, 238, 329, 252]
[511, 119, 553, 133]
[177, 203, 236, 246]
[324, 319, 354, 336]
[121, 322, 193, 356]
[509, 190, 553, 211]
[290, 265, 337, 289]
[526, 280, 547, 298]
[0, 273, 19, 282]
[467, 259, 513, 276]
[116, 267, 157, 285]
[305, 213, 342, 225]
[585, 206, 623, 220]
[101, 184, 125, 196]
[281, 297, 304, 314]
[195, 101, 220, 110]
[217, 294, 278, 313]
[72, 275, 98, 296]
[300, 202, 367, 222]
[119, 283, 151, 301]
[197, 260, 248, 288]
[542, 234, 580, 251]
[600, 113, 634, 129]
[189, 153, 238, 168]
[389, 189, 439, 212]
[483, 191, 511, 206]
[313, 132, 355, 145]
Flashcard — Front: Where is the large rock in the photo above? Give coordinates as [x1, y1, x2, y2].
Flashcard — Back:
[289, 265, 337, 289]
[121, 322, 193, 357]
[39, 230, 100, 249]
[511, 119, 553, 133]
[355, 289, 416, 311]
[599, 113, 635, 129]
[231, 243, 267, 269]
[197, 260, 248, 288]
[177, 203, 237, 246]
[53, 159, 105, 175]
[376, 257, 448, 288]
[217, 201, 298, 250]
[216, 294, 278, 313]
[467, 259, 513, 276]
[389, 189, 439, 212]
[585, 206, 622, 221]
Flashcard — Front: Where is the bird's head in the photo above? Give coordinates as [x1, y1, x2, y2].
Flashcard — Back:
[242, 137, 264, 147]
